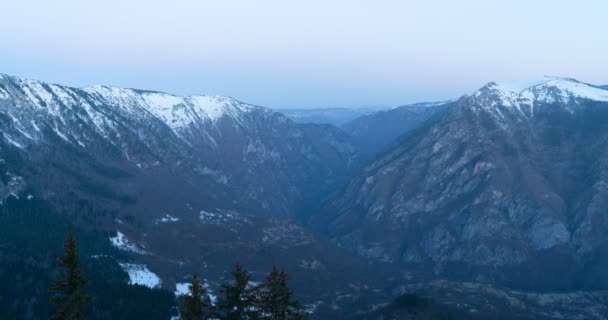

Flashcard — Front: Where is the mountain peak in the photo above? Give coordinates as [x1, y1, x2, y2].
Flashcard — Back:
[0, 71, 277, 150]
[495, 76, 579, 93]
[471, 77, 608, 109]
[0, 72, 262, 127]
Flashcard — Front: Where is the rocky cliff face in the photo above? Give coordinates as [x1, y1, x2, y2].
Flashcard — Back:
[313, 77, 608, 290]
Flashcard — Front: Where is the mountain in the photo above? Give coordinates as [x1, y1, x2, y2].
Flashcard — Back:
[352, 292, 479, 320]
[4, 72, 608, 319]
[312, 77, 608, 291]
[0, 73, 392, 319]
[356, 281, 608, 320]
[275, 107, 385, 126]
[342, 101, 451, 156]
[0, 73, 359, 217]
[276, 102, 450, 159]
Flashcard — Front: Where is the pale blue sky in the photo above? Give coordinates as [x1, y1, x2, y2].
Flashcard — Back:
[1, 0, 607, 108]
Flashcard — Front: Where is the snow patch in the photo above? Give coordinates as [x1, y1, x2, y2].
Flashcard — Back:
[175, 282, 191, 296]
[0, 87, 9, 100]
[4, 135, 24, 149]
[175, 281, 218, 305]
[119, 263, 161, 288]
[110, 231, 148, 255]
[305, 301, 323, 314]
[156, 214, 180, 224]
[199, 209, 245, 225]
[30, 121, 41, 132]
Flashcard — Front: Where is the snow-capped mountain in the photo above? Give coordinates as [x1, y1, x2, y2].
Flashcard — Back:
[5, 71, 608, 319]
[83, 85, 262, 142]
[0, 72, 389, 318]
[470, 77, 608, 119]
[311, 77, 608, 291]
[0, 73, 359, 215]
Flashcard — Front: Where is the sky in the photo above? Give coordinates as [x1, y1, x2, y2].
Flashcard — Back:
[1, 0, 607, 109]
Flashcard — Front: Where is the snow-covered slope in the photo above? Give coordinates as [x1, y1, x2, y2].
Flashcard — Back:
[83, 86, 260, 137]
[0, 72, 359, 217]
[470, 77, 608, 120]
[0, 73, 265, 150]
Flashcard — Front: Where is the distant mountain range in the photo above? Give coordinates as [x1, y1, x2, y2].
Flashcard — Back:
[342, 101, 451, 156]
[275, 107, 386, 126]
[277, 102, 452, 157]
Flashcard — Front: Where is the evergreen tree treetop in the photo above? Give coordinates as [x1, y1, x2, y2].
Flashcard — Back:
[218, 263, 259, 320]
[179, 273, 214, 320]
[49, 226, 89, 320]
[258, 266, 306, 320]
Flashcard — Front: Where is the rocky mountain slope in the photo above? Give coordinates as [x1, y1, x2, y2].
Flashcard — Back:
[0, 73, 383, 319]
[358, 281, 608, 320]
[4, 72, 608, 319]
[312, 77, 608, 291]
[0, 73, 358, 216]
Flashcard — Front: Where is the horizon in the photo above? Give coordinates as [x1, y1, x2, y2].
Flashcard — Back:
[2, 71, 604, 111]
[2, 0, 608, 109]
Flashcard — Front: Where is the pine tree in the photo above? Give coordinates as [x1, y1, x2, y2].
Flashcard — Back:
[49, 226, 89, 320]
[218, 263, 260, 320]
[179, 273, 214, 320]
[258, 266, 306, 320]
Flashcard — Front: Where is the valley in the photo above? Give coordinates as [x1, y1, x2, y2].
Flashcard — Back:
[1, 74, 608, 319]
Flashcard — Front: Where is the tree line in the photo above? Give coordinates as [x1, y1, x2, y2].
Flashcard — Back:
[48, 228, 307, 320]
[179, 264, 306, 320]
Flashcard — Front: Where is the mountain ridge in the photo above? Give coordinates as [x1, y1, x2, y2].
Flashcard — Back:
[0, 72, 361, 216]
[311, 76, 608, 292]
[3, 71, 608, 318]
